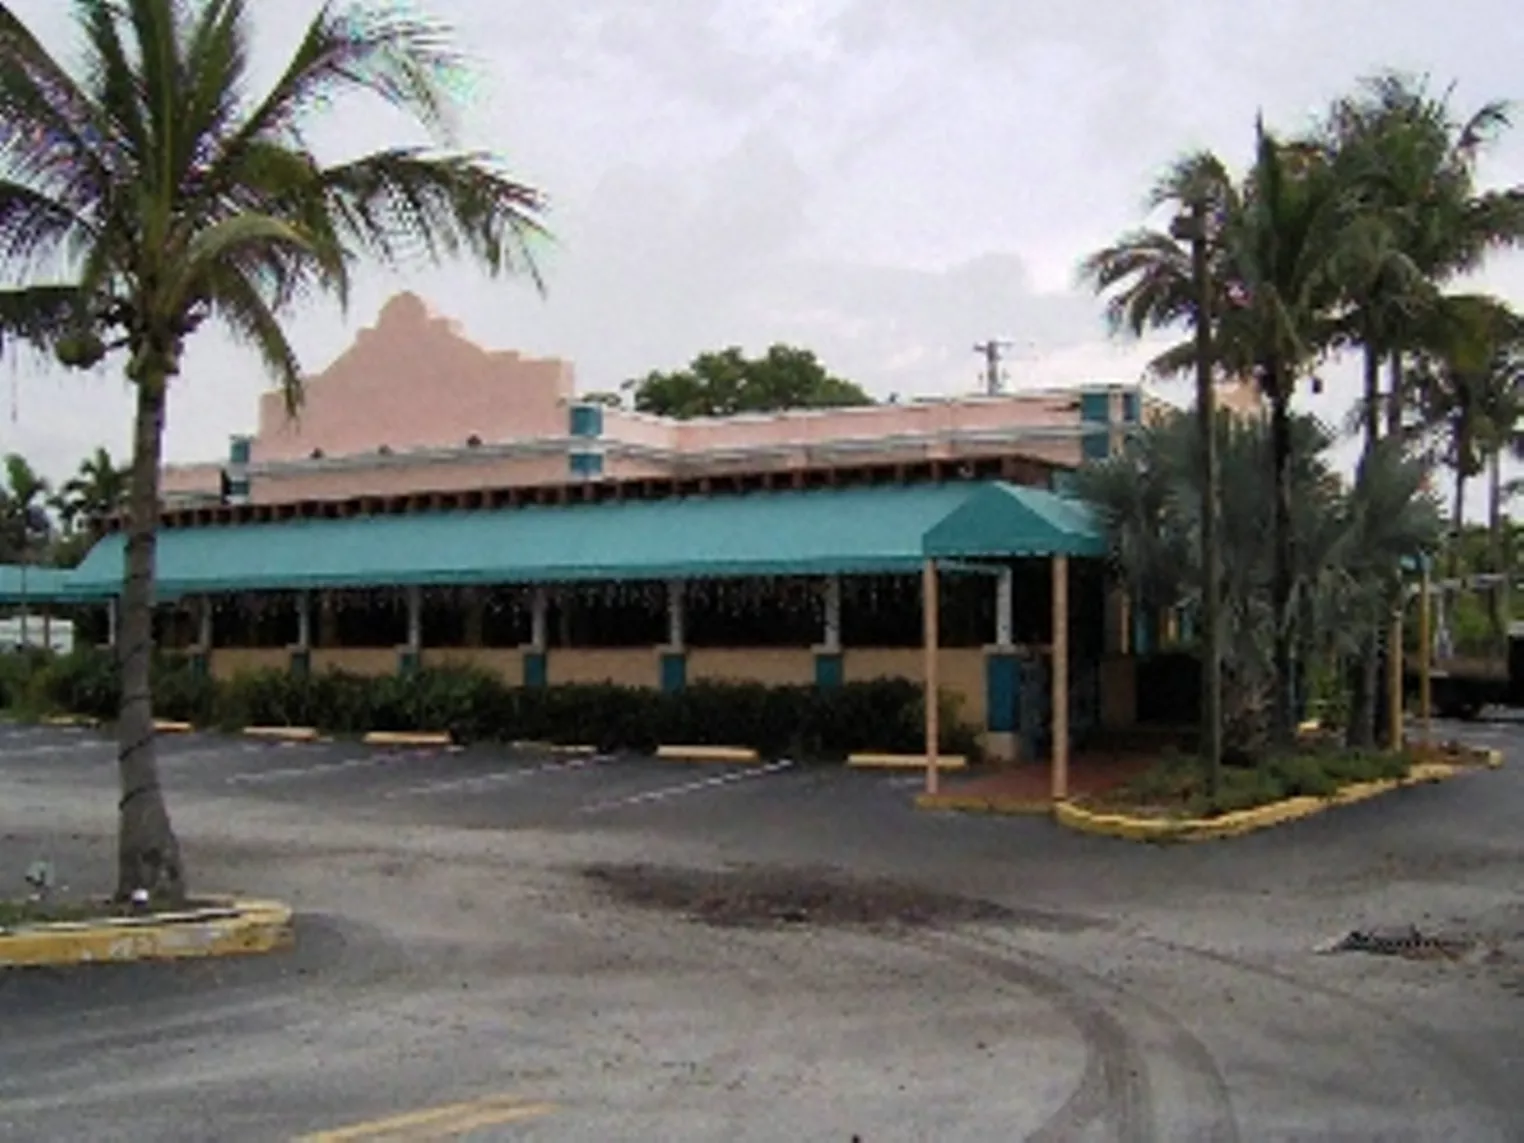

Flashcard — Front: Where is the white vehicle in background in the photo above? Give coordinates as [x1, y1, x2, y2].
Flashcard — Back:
[0, 616, 74, 655]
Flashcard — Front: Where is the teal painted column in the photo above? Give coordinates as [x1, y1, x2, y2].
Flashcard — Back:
[290, 648, 311, 679]
[398, 648, 419, 675]
[659, 650, 687, 693]
[814, 651, 843, 688]
[522, 650, 547, 688]
[986, 653, 1018, 734]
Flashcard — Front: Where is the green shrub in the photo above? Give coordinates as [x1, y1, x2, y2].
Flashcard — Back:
[16, 653, 984, 761]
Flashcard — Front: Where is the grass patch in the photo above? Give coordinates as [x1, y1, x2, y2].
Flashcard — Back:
[1096, 746, 1415, 819]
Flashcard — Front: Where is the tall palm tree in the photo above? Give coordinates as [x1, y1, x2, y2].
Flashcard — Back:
[1323, 74, 1524, 437]
[1079, 150, 1236, 787]
[54, 446, 129, 534]
[0, 0, 547, 903]
[1213, 124, 1352, 747]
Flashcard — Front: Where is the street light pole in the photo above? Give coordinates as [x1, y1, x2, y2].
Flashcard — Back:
[1172, 202, 1222, 796]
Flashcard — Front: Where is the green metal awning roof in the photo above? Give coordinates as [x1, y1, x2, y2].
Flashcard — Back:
[0, 564, 74, 604]
[62, 480, 1104, 599]
[922, 483, 1105, 559]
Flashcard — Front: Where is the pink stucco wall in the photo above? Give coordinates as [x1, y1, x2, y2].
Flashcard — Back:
[254, 293, 575, 463]
[160, 291, 1146, 506]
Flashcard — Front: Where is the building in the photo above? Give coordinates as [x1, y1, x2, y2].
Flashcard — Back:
[51, 294, 1165, 773]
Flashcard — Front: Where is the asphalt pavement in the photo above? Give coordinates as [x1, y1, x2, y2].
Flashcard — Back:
[0, 714, 1521, 1140]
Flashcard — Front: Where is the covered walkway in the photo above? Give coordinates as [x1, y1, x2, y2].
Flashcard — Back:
[61, 479, 1109, 802]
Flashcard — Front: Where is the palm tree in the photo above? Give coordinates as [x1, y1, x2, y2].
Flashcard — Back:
[1323, 74, 1524, 438]
[1079, 150, 1236, 788]
[1214, 124, 1352, 747]
[0, 452, 52, 561]
[54, 446, 129, 534]
[0, 0, 547, 903]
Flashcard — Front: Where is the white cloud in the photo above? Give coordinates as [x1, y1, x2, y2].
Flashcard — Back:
[1, 0, 1520, 520]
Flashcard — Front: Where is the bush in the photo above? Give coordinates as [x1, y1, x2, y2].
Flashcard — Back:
[16, 653, 983, 762]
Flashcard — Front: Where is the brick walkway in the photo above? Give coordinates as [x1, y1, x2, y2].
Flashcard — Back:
[918, 752, 1156, 812]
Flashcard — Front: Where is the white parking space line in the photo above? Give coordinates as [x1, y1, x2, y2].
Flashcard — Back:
[386, 752, 615, 799]
[227, 753, 399, 785]
[0, 740, 114, 761]
[579, 759, 795, 814]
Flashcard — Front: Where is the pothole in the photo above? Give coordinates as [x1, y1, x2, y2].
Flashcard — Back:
[581, 862, 1088, 933]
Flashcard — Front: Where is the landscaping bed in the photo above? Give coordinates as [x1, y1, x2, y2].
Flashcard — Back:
[1055, 739, 1501, 841]
[0, 648, 982, 762]
[0, 895, 230, 932]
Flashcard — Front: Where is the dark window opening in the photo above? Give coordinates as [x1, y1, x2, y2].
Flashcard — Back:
[686, 577, 823, 647]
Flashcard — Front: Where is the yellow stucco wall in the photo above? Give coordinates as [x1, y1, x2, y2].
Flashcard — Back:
[688, 648, 815, 687]
[843, 647, 986, 728]
[210, 647, 292, 680]
[421, 647, 525, 685]
[547, 648, 656, 688]
[311, 647, 398, 677]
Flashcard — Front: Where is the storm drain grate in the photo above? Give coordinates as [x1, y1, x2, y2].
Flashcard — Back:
[1324, 925, 1474, 961]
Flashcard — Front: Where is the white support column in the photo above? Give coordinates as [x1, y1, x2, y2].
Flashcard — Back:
[530, 586, 548, 651]
[667, 579, 686, 649]
[995, 566, 1014, 647]
[822, 576, 842, 652]
[107, 597, 118, 648]
[198, 597, 213, 650]
[405, 585, 422, 651]
[296, 591, 312, 649]
[1051, 555, 1070, 802]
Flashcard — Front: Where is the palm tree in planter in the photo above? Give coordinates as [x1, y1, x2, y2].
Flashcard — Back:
[0, 0, 547, 903]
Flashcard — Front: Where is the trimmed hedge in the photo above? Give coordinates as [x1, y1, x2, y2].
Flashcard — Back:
[2, 649, 982, 762]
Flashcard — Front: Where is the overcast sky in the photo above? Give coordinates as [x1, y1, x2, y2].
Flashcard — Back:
[3, 0, 1522, 516]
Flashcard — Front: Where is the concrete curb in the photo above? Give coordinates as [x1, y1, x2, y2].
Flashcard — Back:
[849, 753, 969, 771]
[1055, 748, 1502, 844]
[362, 730, 453, 748]
[42, 714, 100, 728]
[914, 792, 1048, 815]
[243, 726, 320, 743]
[655, 744, 762, 764]
[0, 897, 294, 968]
[512, 741, 597, 755]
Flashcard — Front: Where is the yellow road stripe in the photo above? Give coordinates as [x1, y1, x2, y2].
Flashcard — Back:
[295, 1096, 553, 1141]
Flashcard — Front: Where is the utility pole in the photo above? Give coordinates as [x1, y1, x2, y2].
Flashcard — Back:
[973, 339, 1014, 395]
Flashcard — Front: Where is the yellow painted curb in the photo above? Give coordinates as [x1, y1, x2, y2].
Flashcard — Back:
[243, 726, 320, 743]
[362, 730, 453, 748]
[849, 753, 969, 771]
[153, 719, 194, 734]
[1054, 757, 1493, 843]
[914, 792, 1048, 815]
[0, 897, 293, 968]
[655, 744, 762, 764]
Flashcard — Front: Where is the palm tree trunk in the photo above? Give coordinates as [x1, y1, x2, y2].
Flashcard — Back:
[1362, 344, 1381, 452]
[1385, 352, 1403, 438]
[1450, 468, 1466, 580]
[1268, 367, 1296, 750]
[1187, 208, 1222, 798]
[1488, 448, 1506, 641]
[1347, 343, 1383, 750]
[116, 367, 185, 904]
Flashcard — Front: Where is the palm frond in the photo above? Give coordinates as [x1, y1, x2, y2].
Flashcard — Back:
[0, 284, 86, 360]
[203, 263, 304, 413]
[315, 148, 548, 286]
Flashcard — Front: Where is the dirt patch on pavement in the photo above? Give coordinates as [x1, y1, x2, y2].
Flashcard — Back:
[581, 862, 1086, 932]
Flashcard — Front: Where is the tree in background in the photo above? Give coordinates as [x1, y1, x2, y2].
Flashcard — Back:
[0, 452, 52, 564]
[0, 0, 546, 903]
[624, 345, 873, 419]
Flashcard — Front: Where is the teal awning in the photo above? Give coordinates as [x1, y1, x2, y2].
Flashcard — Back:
[62, 481, 1105, 599]
[0, 564, 74, 604]
[923, 483, 1105, 558]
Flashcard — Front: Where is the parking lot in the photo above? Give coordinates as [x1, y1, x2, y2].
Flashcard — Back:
[2, 717, 1523, 1140]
